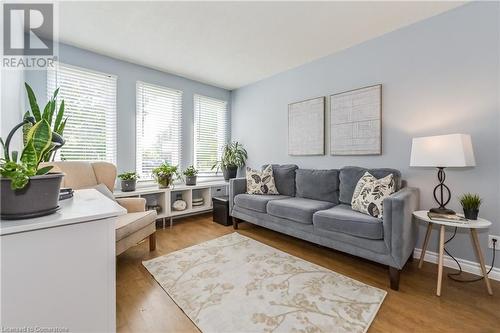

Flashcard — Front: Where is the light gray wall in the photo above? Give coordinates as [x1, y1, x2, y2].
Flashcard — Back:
[25, 42, 231, 173]
[1, 69, 25, 154]
[231, 2, 500, 267]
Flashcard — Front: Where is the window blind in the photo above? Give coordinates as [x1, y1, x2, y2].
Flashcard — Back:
[194, 94, 228, 174]
[47, 63, 117, 163]
[136, 81, 182, 179]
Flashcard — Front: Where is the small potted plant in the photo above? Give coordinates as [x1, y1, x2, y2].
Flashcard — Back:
[459, 193, 482, 220]
[152, 162, 179, 189]
[118, 171, 139, 192]
[212, 141, 248, 181]
[183, 165, 198, 186]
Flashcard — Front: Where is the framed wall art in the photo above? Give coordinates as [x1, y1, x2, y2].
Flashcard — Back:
[288, 96, 325, 156]
[330, 84, 382, 155]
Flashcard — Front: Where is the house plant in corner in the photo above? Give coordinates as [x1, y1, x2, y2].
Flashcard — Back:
[152, 162, 179, 189]
[118, 171, 139, 192]
[212, 141, 248, 181]
[183, 165, 198, 186]
[1, 117, 66, 219]
[459, 193, 482, 220]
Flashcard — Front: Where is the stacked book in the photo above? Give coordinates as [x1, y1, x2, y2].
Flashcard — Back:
[427, 212, 469, 224]
[192, 197, 204, 207]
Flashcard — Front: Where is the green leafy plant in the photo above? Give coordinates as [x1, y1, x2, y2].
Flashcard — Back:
[23, 83, 67, 162]
[183, 165, 198, 177]
[1, 118, 61, 190]
[117, 171, 139, 181]
[152, 162, 180, 188]
[211, 141, 248, 173]
[459, 193, 482, 210]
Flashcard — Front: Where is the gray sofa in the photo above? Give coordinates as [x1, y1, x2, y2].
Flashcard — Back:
[229, 165, 419, 290]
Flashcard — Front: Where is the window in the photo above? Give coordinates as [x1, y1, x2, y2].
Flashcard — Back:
[194, 94, 228, 174]
[47, 63, 117, 162]
[136, 81, 182, 179]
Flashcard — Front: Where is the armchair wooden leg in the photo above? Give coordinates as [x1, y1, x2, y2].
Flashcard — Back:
[389, 266, 401, 291]
[149, 232, 156, 251]
[232, 217, 239, 230]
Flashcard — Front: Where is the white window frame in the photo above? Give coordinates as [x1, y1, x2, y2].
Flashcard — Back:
[193, 94, 229, 176]
[47, 62, 117, 163]
[136, 81, 183, 180]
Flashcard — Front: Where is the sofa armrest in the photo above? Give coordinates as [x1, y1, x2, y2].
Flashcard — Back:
[383, 187, 419, 269]
[116, 197, 146, 213]
[229, 177, 246, 213]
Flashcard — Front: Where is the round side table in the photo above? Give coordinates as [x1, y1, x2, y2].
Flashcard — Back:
[413, 210, 493, 296]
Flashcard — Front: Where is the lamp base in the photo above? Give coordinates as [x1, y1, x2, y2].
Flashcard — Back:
[430, 207, 456, 215]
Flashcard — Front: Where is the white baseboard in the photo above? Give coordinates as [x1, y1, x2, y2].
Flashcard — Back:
[414, 248, 500, 282]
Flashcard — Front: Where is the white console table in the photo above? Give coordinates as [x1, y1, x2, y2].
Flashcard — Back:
[114, 180, 228, 228]
[0, 189, 126, 332]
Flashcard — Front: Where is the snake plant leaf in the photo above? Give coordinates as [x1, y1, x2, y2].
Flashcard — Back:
[42, 100, 51, 121]
[22, 111, 33, 146]
[25, 83, 41, 121]
[54, 100, 65, 131]
[36, 165, 53, 175]
[20, 139, 38, 168]
[57, 117, 68, 134]
[48, 99, 56, 126]
[26, 119, 52, 163]
[0, 137, 8, 161]
[53, 87, 59, 99]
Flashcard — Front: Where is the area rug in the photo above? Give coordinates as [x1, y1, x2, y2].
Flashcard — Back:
[143, 233, 386, 333]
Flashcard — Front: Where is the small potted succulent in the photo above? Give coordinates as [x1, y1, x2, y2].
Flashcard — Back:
[183, 165, 198, 186]
[212, 141, 248, 181]
[459, 193, 482, 220]
[118, 171, 139, 192]
[152, 162, 179, 189]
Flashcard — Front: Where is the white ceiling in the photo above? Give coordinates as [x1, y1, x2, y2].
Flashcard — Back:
[55, 1, 465, 90]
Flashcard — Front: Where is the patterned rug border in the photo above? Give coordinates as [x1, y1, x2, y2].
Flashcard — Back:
[143, 232, 387, 333]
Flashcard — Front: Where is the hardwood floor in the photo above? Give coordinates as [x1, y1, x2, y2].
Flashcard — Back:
[116, 214, 500, 333]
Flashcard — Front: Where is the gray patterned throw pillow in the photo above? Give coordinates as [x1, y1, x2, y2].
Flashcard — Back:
[351, 172, 395, 218]
[246, 165, 279, 195]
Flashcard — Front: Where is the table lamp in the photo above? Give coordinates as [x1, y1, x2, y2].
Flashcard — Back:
[410, 134, 475, 215]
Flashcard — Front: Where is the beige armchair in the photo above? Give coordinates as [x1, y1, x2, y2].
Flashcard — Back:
[44, 161, 157, 255]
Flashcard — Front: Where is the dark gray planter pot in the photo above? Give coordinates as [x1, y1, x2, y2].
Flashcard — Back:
[121, 179, 136, 192]
[1, 173, 63, 220]
[222, 166, 238, 181]
[185, 176, 197, 186]
[463, 208, 479, 220]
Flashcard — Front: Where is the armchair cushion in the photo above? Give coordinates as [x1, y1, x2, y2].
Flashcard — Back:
[116, 197, 146, 213]
[116, 210, 157, 241]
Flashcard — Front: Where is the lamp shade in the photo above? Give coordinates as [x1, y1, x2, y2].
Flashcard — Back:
[410, 134, 475, 167]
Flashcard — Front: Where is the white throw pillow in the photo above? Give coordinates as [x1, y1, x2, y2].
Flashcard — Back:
[351, 172, 395, 218]
[246, 165, 279, 195]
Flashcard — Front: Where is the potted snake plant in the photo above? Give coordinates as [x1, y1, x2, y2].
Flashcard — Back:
[212, 141, 248, 181]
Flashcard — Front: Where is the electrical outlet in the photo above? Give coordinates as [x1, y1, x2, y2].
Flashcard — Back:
[488, 235, 499, 250]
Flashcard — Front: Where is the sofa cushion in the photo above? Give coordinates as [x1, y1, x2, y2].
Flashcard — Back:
[116, 210, 157, 241]
[339, 166, 401, 205]
[313, 204, 383, 240]
[234, 193, 290, 213]
[267, 197, 335, 224]
[295, 169, 339, 203]
[246, 165, 279, 195]
[262, 164, 298, 196]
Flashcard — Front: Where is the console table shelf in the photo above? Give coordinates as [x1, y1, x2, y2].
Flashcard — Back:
[114, 180, 228, 228]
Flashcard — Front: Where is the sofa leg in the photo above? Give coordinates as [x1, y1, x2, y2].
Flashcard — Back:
[232, 217, 239, 230]
[149, 232, 156, 251]
[389, 266, 401, 291]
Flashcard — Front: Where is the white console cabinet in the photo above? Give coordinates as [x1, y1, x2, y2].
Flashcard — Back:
[0, 189, 126, 332]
